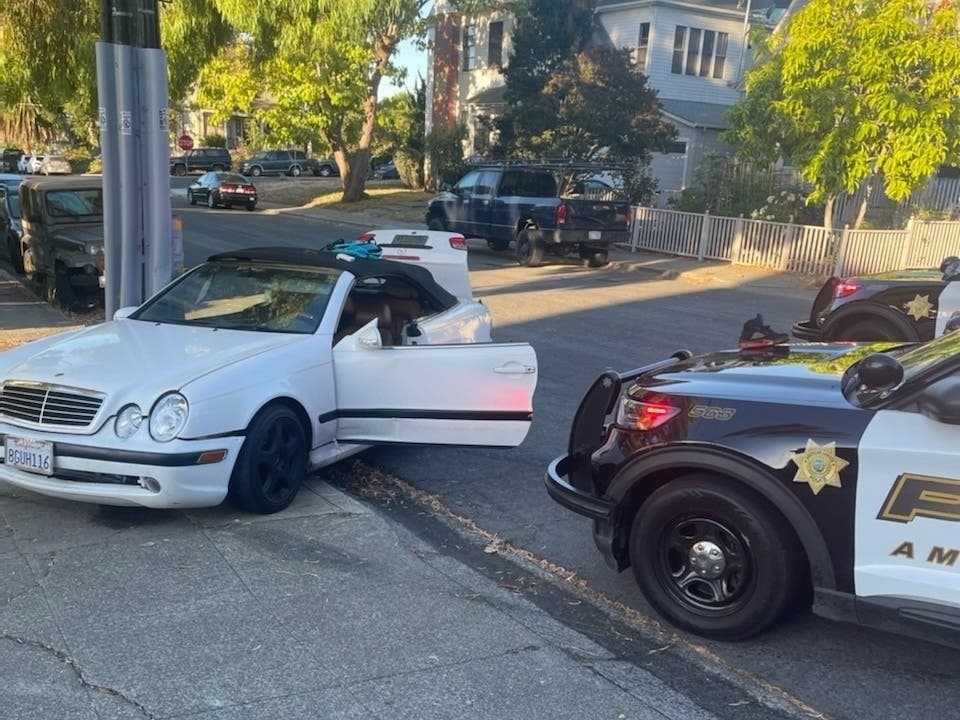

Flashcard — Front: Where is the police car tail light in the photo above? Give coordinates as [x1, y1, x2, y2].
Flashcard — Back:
[834, 278, 862, 298]
[617, 397, 681, 430]
[449, 235, 468, 251]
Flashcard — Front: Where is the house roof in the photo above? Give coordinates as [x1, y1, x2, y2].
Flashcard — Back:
[466, 85, 507, 107]
[596, 0, 791, 21]
[659, 99, 733, 130]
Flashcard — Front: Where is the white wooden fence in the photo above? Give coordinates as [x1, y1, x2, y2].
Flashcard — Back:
[629, 207, 960, 277]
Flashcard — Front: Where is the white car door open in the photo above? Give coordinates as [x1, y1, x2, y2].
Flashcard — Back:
[331, 323, 537, 447]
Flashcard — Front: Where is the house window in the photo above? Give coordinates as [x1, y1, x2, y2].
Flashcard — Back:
[463, 24, 477, 71]
[671, 26, 686, 74]
[714, 32, 728, 79]
[671, 25, 729, 79]
[488, 21, 504, 68]
[636, 22, 650, 69]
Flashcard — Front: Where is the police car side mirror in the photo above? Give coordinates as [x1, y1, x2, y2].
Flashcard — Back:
[917, 376, 960, 425]
[858, 353, 904, 391]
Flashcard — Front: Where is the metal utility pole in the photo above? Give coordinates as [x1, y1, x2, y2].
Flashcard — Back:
[96, 0, 173, 319]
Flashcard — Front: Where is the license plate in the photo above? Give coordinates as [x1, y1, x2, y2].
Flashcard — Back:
[4, 436, 54, 476]
[588, 230, 602, 240]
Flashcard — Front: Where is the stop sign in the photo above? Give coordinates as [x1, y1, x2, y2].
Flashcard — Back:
[178, 134, 194, 151]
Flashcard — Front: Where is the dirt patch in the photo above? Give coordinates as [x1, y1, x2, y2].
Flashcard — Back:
[257, 179, 432, 225]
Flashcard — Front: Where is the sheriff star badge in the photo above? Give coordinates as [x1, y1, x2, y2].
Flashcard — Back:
[791, 439, 849, 495]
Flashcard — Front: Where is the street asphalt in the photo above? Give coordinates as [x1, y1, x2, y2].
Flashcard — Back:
[0, 200, 840, 720]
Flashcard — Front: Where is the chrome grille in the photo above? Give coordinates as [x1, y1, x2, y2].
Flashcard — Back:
[0, 382, 104, 428]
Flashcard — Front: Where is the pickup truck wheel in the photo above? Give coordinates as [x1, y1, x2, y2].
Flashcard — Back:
[427, 216, 447, 231]
[7, 234, 24, 274]
[486, 239, 510, 252]
[516, 229, 545, 267]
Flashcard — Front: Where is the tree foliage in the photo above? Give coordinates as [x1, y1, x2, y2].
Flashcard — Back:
[725, 0, 960, 228]
[210, 0, 431, 201]
[0, 0, 231, 148]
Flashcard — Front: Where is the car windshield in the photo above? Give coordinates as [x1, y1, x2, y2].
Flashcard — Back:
[45, 189, 103, 218]
[889, 329, 960, 380]
[132, 261, 340, 333]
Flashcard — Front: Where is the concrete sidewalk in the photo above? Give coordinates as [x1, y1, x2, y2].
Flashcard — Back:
[0, 214, 806, 719]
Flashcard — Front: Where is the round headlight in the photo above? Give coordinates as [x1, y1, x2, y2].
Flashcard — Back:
[114, 404, 143, 438]
[148, 392, 189, 442]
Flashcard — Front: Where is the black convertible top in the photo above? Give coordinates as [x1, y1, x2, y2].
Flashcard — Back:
[207, 246, 458, 308]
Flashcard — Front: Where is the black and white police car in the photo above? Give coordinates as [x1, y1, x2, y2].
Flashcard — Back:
[545, 332, 960, 646]
[793, 256, 960, 342]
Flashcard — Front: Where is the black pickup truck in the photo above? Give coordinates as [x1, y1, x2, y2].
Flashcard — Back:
[425, 163, 632, 267]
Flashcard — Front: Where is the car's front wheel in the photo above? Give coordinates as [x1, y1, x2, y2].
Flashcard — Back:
[427, 215, 446, 231]
[187, 189, 196, 205]
[228, 404, 308, 514]
[629, 475, 803, 640]
[250, 166, 263, 177]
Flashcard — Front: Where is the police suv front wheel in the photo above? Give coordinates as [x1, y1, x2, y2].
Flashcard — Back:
[629, 475, 804, 640]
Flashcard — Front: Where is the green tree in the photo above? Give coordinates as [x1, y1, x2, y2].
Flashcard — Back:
[725, 0, 960, 229]
[0, 0, 231, 148]
[212, 0, 431, 202]
[376, 78, 427, 187]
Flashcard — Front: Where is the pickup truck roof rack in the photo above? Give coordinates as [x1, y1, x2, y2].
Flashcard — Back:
[467, 159, 635, 173]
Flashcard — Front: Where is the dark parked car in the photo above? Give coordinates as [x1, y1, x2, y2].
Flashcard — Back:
[187, 172, 257, 211]
[311, 157, 339, 177]
[1, 148, 23, 174]
[546, 334, 960, 648]
[170, 147, 232, 176]
[425, 163, 632, 267]
[0, 174, 25, 273]
[792, 264, 956, 342]
[372, 160, 399, 180]
[240, 149, 314, 177]
[19, 176, 105, 309]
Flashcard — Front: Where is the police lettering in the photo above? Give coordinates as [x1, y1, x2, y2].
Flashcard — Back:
[890, 541, 959, 567]
[877, 473, 960, 524]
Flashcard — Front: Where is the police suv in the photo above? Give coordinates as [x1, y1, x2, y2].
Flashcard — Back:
[546, 333, 960, 647]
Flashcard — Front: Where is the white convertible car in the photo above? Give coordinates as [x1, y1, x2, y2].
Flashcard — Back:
[0, 237, 538, 513]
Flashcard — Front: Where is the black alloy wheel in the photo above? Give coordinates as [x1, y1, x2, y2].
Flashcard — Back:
[629, 474, 803, 640]
[515, 228, 545, 267]
[228, 404, 308, 514]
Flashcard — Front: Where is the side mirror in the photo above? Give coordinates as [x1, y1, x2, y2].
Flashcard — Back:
[858, 353, 904, 391]
[918, 376, 960, 425]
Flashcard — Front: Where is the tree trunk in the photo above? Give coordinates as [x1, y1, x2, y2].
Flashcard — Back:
[852, 176, 875, 230]
[823, 194, 836, 232]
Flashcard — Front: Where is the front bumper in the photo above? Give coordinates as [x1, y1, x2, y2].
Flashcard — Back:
[792, 320, 825, 341]
[0, 424, 244, 508]
[544, 454, 614, 521]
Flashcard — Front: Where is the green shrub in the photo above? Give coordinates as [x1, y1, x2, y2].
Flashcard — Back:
[394, 148, 424, 189]
[425, 123, 468, 188]
[201, 134, 227, 148]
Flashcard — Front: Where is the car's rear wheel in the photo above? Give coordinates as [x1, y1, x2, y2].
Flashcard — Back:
[580, 247, 609, 267]
[427, 216, 446, 231]
[289, 165, 302, 177]
[830, 318, 901, 342]
[629, 474, 803, 640]
[207, 192, 217, 209]
[516, 228, 545, 267]
[319, 166, 332, 177]
[486, 238, 510, 252]
[245, 202, 256, 212]
[250, 166, 263, 177]
[7, 234, 24, 274]
[228, 404, 308, 514]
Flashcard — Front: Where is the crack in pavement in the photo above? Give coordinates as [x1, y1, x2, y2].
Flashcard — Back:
[0, 634, 156, 719]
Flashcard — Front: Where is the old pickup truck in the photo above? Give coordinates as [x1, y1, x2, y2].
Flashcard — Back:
[425, 162, 633, 267]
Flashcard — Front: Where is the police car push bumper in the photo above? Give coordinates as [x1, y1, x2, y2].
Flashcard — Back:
[545, 454, 614, 521]
[0, 426, 243, 508]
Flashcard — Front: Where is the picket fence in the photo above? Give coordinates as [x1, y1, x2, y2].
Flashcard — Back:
[629, 207, 960, 277]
